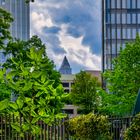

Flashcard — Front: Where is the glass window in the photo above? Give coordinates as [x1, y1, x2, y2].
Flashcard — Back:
[122, 28, 126, 39]
[62, 82, 69, 87]
[132, 14, 136, 24]
[111, 13, 115, 24]
[111, 0, 115, 8]
[112, 28, 116, 39]
[106, 12, 110, 23]
[138, 29, 140, 36]
[127, 13, 131, 24]
[117, 28, 121, 39]
[117, 43, 121, 53]
[138, 14, 140, 23]
[127, 0, 131, 8]
[127, 28, 131, 39]
[122, 0, 126, 8]
[122, 13, 126, 24]
[106, 0, 110, 9]
[106, 43, 111, 54]
[117, 0, 121, 8]
[117, 13, 121, 24]
[112, 43, 116, 54]
[132, 0, 136, 9]
[106, 27, 110, 39]
[138, 0, 140, 8]
[132, 29, 136, 39]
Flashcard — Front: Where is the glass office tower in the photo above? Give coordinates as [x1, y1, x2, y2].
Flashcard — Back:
[0, 0, 31, 63]
[0, 0, 30, 40]
[102, 0, 140, 71]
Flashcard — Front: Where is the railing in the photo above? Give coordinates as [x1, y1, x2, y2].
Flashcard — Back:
[0, 114, 69, 140]
[0, 115, 134, 140]
[109, 116, 134, 140]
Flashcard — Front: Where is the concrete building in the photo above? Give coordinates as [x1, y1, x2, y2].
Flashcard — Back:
[59, 56, 77, 117]
[59, 57, 101, 117]
[85, 70, 101, 83]
[102, 0, 140, 71]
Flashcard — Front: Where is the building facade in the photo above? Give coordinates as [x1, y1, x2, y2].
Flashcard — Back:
[102, 0, 140, 71]
[0, 0, 31, 63]
[0, 0, 30, 41]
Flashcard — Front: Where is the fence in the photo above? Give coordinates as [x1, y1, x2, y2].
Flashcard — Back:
[0, 115, 134, 140]
[0, 114, 69, 140]
[109, 116, 134, 140]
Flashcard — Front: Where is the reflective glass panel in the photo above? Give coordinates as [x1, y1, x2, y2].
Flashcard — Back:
[111, 0, 115, 8]
[132, 14, 136, 24]
[127, 13, 131, 24]
[122, 13, 126, 24]
[117, 13, 121, 24]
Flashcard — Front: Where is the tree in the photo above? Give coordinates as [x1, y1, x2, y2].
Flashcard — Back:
[102, 35, 140, 116]
[0, 36, 67, 138]
[0, 8, 13, 100]
[70, 71, 100, 114]
[0, 7, 13, 49]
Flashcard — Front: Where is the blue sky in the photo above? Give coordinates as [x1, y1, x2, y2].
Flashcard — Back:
[30, 0, 101, 73]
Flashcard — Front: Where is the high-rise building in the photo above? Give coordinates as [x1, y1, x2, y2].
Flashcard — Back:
[0, 0, 30, 41]
[102, 0, 140, 71]
[0, 0, 32, 63]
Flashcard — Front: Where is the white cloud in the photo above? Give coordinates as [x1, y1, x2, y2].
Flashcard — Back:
[30, 0, 102, 73]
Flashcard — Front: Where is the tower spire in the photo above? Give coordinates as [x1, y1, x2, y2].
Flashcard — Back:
[59, 56, 72, 74]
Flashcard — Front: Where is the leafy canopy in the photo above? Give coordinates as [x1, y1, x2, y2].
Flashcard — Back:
[101, 35, 140, 116]
[70, 71, 100, 114]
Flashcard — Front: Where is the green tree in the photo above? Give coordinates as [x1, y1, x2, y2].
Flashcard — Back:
[0, 37, 67, 138]
[70, 71, 100, 114]
[0, 7, 13, 49]
[0, 8, 13, 100]
[102, 35, 140, 116]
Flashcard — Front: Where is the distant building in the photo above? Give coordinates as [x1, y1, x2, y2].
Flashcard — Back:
[59, 57, 101, 117]
[59, 56, 77, 117]
[59, 56, 72, 75]
[85, 70, 101, 83]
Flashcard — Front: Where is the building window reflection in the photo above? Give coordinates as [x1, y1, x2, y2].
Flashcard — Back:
[127, 14, 131, 24]
[132, 14, 136, 24]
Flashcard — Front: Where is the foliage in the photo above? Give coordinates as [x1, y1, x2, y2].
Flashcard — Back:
[70, 71, 100, 114]
[98, 89, 135, 116]
[0, 8, 13, 100]
[0, 36, 67, 137]
[65, 113, 111, 140]
[124, 113, 140, 140]
[103, 36, 140, 116]
[0, 7, 13, 49]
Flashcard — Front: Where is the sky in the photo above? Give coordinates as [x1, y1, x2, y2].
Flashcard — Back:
[30, 0, 102, 74]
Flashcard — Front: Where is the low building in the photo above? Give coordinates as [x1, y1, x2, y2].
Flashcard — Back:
[59, 56, 78, 117]
[59, 56, 101, 117]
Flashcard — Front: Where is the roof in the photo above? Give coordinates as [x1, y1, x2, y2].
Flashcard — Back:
[60, 74, 75, 81]
[59, 56, 72, 74]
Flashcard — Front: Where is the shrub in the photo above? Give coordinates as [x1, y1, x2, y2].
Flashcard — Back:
[65, 113, 111, 140]
[124, 113, 140, 140]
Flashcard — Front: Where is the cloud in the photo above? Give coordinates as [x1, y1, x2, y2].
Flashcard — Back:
[30, 0, 101, 73]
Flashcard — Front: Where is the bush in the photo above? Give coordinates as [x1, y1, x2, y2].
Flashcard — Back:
[65, 113, 111, 140]
[124, 113, 140, 140]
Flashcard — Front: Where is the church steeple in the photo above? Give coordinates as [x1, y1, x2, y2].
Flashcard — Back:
[59, 56, 72, 74]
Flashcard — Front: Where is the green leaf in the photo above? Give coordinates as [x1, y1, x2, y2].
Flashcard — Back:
[11, 123, 21, 132]
[16, 97, 24, 109]
[0, 99, 9, 111]
[9, 102, 18, 110]
[31, 117, 39, 124]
